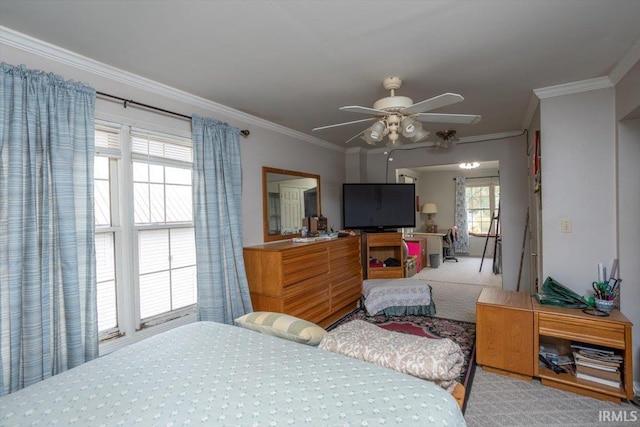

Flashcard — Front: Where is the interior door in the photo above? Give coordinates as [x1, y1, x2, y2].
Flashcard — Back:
[280, 185, 302, 233]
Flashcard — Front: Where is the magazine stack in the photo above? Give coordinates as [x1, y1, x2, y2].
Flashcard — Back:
[571, 343, 623, 389]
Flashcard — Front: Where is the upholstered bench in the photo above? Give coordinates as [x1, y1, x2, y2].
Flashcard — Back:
[362, 278, 436, 316]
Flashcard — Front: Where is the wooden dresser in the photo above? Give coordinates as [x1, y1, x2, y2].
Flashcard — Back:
[243, 236, 362, 328]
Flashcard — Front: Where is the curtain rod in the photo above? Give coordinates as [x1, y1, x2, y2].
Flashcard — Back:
[96, 91, 250, 137]
[453, 175, 499, 180]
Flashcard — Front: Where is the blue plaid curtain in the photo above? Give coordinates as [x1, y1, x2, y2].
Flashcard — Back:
[454, 176, 469, 254]
[0, 63, 98, 395]
[191, 115, 252, 324]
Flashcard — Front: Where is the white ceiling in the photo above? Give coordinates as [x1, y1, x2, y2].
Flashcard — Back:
[1, 1, 639, 149]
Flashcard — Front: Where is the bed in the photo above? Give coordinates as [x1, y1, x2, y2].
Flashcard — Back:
[0, 321, 466, 426]
[362, 278, 436, 316]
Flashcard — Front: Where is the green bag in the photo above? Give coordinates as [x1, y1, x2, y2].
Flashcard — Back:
[535, 276, 591, 308]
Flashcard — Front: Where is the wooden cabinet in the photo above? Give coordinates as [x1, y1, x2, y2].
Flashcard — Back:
[404, 237, 426, 272]
[364, 232, 404, 279]
[243, 236, 362, 328]
[476, 288, 634, 403]
[533, 299, 634, 403]
[476, 287, 534, 379]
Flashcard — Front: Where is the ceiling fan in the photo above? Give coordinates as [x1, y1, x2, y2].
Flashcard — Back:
[312, 77, 481, 146]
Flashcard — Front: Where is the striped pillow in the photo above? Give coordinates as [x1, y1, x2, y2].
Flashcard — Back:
[234, 312, 327, 346]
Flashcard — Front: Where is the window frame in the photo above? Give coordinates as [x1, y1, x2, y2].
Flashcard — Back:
[94, 120, 197, 348]
[465, 182, 500, 237]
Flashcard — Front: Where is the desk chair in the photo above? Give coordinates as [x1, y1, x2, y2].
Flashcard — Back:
[443, 227, 459, 262]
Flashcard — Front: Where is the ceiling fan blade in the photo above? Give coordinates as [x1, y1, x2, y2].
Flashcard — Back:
[414, 113, 482, 125]
[401, 93, 464, 114]
[339, 106, 388, 115]
[312, 117, 375, 131]
[345, 129, 366, 144]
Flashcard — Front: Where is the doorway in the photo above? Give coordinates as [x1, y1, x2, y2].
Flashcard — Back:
[399, 160, 503, 288]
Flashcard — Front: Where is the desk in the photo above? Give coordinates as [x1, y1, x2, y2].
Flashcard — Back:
[406, 232, 445, 267]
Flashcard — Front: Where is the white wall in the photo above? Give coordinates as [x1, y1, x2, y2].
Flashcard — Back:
[615, 57, 640, 385]
[539, 77, 640, 385]
[540, 88, 616, 295]
[618, 118, 640, 385]
[348, 134, 530, 290]
[0, 41, 346, 248]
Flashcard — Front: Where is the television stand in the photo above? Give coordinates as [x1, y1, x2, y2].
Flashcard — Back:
[363, 231, 404, 279]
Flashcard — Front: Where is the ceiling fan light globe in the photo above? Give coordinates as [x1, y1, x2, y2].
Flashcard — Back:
[400, 116, 422, 137]
[362, 129, 382, 145]
[411, 128, 430, 142]
[370, 120, 386, 134]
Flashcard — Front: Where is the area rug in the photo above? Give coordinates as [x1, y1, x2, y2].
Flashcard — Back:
[327, 308, 477, 412]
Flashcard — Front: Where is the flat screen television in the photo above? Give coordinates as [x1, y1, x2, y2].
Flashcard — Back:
[342, 183, 416, 231]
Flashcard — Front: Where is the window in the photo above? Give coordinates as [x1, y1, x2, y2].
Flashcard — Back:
[466, 183, 500, 235]
[94, 124, 120, 336]
[94, 122, 196, 340]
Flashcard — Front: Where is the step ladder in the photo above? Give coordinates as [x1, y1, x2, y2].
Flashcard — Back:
[479, 203, 501, 273]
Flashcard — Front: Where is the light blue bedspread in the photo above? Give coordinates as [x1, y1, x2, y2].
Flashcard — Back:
[0, 321, 465, 426]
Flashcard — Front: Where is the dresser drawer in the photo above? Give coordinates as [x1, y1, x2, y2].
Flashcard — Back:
[331, 275, 362, 311]
[367, 267, 403, 279]
[282, 247, 329, 286]
[283, 280, 330, 323]
[538, 313, 626, 349]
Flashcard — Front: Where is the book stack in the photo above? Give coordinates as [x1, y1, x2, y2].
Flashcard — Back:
[571, 343, 623, 389]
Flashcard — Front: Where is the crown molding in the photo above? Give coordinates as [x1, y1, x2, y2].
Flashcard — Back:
[0, 26, 344, 153]
[534, 76, 613, 99]
[609, 35, 640, 85]
[363, 130, 525, 155]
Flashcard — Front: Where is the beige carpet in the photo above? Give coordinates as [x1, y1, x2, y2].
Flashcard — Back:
[414, 256, 500, 323]
[376, 262, 639, 424]
[465, 367, 637, 426]
[427, 280, 483, 323]
[415, 255, 502, 288]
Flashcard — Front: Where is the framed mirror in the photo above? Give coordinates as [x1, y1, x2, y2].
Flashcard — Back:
[262, 167, 321, 242]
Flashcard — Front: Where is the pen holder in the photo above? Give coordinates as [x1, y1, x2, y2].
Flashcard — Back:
[594, 298, 614, 313]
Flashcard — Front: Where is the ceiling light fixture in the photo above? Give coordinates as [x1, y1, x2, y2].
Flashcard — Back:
[361, 112, 428, 147]
[435, 130, 459, 148]
[313, 77, 481, 147]
[459, 162, 480, 169]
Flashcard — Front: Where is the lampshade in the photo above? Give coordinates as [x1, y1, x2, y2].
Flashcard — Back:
[421, 203, 437, 214]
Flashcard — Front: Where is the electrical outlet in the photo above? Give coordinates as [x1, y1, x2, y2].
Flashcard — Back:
[560, 219, 572, 233]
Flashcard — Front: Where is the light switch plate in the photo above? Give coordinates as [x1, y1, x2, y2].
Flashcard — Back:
[560, 219, 572, 233]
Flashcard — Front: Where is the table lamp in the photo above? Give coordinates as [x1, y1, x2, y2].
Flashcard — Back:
[422, 203, 438, 233]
